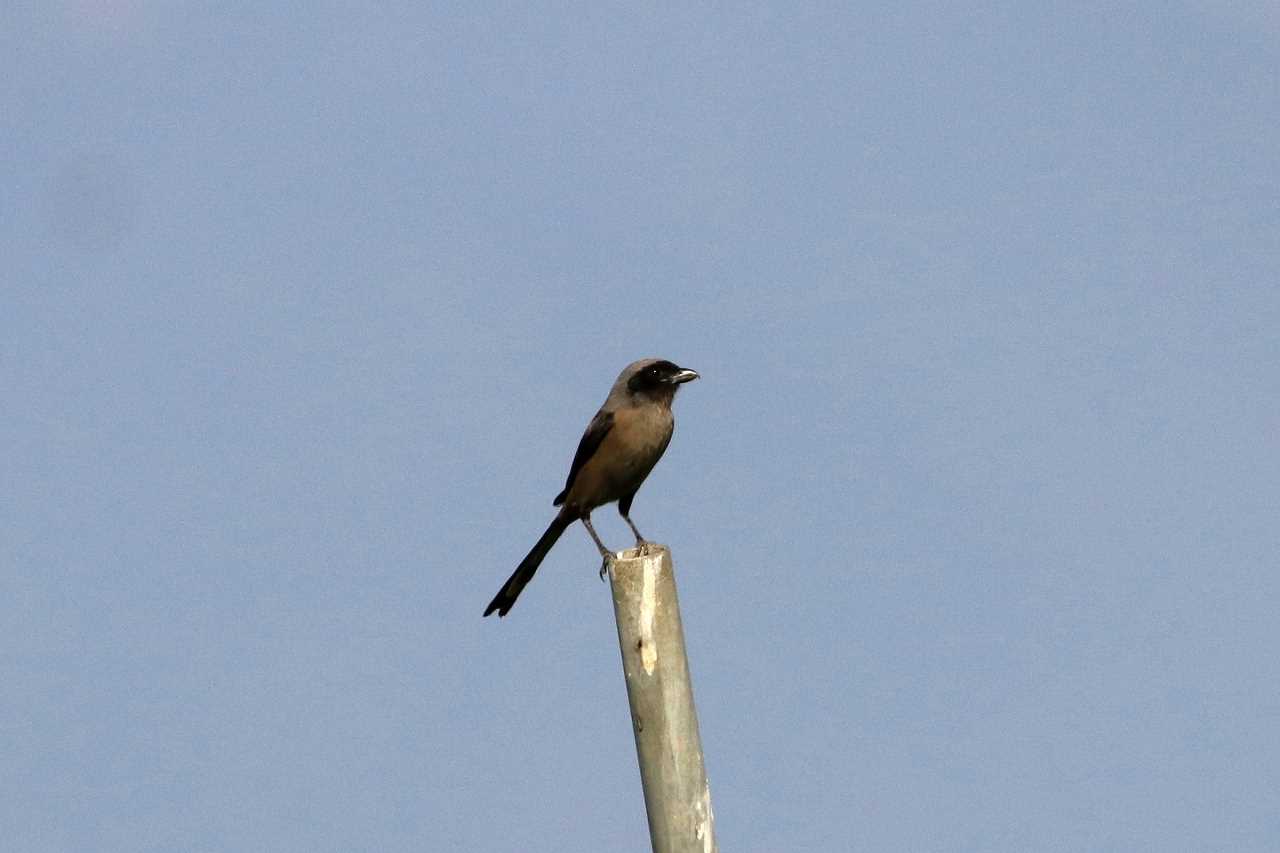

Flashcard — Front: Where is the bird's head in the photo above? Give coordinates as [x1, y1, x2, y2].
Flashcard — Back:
[620, 358, 699, 405]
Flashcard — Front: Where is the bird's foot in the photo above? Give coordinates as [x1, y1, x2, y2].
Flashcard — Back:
[598, 552, 616, 582]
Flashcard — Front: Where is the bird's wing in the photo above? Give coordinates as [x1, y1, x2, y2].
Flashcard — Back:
[553, 408, 614, 506]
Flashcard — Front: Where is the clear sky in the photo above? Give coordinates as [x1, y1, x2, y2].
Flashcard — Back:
[4, 3, 1278, 851]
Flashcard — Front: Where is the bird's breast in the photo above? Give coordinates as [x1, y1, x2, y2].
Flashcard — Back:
[608, 405, 674, 467]
[567, 404, 674, 509]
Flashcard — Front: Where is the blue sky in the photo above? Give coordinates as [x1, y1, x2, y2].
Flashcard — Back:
[3, 3, 1278, 850]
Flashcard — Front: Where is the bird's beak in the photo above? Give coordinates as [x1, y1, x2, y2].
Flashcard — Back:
[668, 368, 699, 384]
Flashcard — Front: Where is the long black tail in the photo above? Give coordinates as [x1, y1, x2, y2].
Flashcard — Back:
[484, 514, 573, 617]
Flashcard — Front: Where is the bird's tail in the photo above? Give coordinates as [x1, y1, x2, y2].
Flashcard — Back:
[484, 514, 573, 617]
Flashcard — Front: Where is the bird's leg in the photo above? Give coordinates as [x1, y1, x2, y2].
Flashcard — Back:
[580, 514, 614, 558]
[621, 512, 650, 551]
[580, 515, 616, 581]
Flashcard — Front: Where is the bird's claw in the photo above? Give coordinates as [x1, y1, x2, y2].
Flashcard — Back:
[598, 553, 615, 581]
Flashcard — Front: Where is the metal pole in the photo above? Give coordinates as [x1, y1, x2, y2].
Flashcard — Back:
[609, 545, 717, 853]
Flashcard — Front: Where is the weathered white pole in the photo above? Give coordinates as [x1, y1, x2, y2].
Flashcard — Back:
[609, 545, 717, 853]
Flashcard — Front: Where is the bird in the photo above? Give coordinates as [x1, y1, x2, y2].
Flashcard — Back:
[483, 358, 699, 617]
